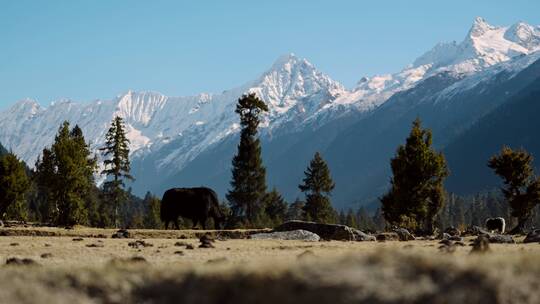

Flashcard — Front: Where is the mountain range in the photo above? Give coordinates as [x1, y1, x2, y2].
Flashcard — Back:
[1, 17, 540, 209]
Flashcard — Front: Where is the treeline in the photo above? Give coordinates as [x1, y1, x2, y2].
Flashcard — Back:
[1, 93, 539, 233]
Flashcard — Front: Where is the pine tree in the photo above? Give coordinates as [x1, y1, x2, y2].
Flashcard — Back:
[35, 122, 96, 226]
[299, 152, 336, 224]
[263, 188, 288, 227]
[381, 118, 448, 234]
[356, 207, 376, 231]
[488, 146, 540, 234]
[345, 208, 357, 228]
[227, 93, 268, 226]
[100, 116, 134, 228]
[143, 192, 162, 229]
[0, 153, 30, 221]
[286, 198, 305, 221]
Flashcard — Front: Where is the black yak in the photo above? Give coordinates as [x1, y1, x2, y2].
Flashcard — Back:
[485, 217, 506, 234]
[160, 187, 224, 230]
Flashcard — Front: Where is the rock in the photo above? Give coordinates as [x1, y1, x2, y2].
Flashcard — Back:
[464, 225, 490, 236]
[439, 239, 453, 246]
[9, 242, 19, 246]
[393, 228, 415, 241]
[439, 232, 451, 240]
[72, 237, 84, 242]
[86, 243, 105, 248]
[448, 235, 463, 242]
[174, 241, 190, 247]
[6, 257, 39, 266]
[352, 230, 376, 242]
[376, 232, 400, 242]
[471, 235, 490, 253]
[109, 256, 147, 266]
[128, 240, 153, 249]
[112, 229, 131, 239]
[199, 234, 215, 243]
[250, 230, 321, 242]
[174, 251, 184, 255]
[487, 234, 515, 244]
[444, 226, 461, 236]
[186, 244, 194, 250]
[274, 221, 355, 241]
[199, 242, 215, 248]
[523, 229, 540, 243]
[439, 243, 456, 253]
[40, 253, 53, 259]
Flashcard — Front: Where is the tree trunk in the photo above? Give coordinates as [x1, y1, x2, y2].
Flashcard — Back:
[509, 217, 528, 235]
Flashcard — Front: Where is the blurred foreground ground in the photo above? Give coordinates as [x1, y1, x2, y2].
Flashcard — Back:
[0, 226, 539, 304]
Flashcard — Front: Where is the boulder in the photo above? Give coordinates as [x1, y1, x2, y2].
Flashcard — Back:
[444, 226, 461, 237]
[523, 229, 540, 243]
[352, 230, 376, 242]
[112, 229, 131, 239]
[464, 225, 490, 236]
[470, 235, 490, 253]
[274, 221, 355, 241]
[376, 232, 400, 242]
[393, 228, 415, 241]
[250, 230, 321, 242]
[486, 234, 515, 244]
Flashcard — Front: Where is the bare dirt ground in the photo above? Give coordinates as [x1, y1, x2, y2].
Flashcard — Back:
[0, 226, 539, 304]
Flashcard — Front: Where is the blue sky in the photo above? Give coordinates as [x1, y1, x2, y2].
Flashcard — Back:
[1, 0, 539, 109]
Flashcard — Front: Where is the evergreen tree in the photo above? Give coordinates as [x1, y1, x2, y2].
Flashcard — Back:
[356, 207, 376, 231]
[345, 208, 357, 228]
[338, 210, 346, 225]
[0, 153, 30, 221]
[381, 118, 448, 234]
[488, 146, 540, 233]
[35, 122, 96, 226]
[227, 93, 268, 226]
[100, 116, 134, 228]
[263, 188, 288, 227]
[143, 192, 162, 229]
[299, 152, 336, 224]
[286, 198, 305, 221]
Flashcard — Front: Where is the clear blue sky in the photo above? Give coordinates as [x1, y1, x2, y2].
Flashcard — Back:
[1, 0, 539, 109]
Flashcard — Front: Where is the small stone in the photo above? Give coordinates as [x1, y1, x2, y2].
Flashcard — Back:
[72, 238, 84, 242]
[6, 257, 39, 266]
[174, 251, 184, 255]
[186, 244, 194, 250]
[9, 243, 19, 246]
[86, 243, 104, 248]
[40, 253, 53, 259]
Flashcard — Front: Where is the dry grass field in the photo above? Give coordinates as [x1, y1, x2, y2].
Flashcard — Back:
[0, 226, 539, 304]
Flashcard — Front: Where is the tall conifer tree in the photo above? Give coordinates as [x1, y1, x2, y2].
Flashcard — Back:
[227, 93, 268, 226]
[35, 122, 96, 226]
[299, 152, 336, 223]
[488, 146, 540, 234]
[0, 153, 30, 221]
[381, 118, 448, 234]
[100, 116, 133, 228]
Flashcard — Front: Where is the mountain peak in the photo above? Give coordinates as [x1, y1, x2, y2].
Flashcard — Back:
[468, 17, 496, 37]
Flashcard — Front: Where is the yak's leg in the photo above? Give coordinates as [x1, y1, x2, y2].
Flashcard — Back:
[174, 218, 180, 230]
[164, 220, 169, 230]
[192, 219, 198, 229]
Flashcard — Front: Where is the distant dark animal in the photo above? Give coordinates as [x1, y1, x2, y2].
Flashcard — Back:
[161, 187, 224, 230]
[485, 217, 505, 234]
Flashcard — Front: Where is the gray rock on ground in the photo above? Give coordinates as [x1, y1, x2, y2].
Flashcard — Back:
[274, 221, 355, 241]
[523, 229, 540, 243]
[376, 232, 400, 242]
[393, 228, 415, 241]
[251, 230, 321, 242]
[352, 229, 376, 241]
[485, 233, 515, 244]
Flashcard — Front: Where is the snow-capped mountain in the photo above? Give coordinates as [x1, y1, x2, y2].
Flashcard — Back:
[0, 53, 347, 174]
[1, 17, 540, 205]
